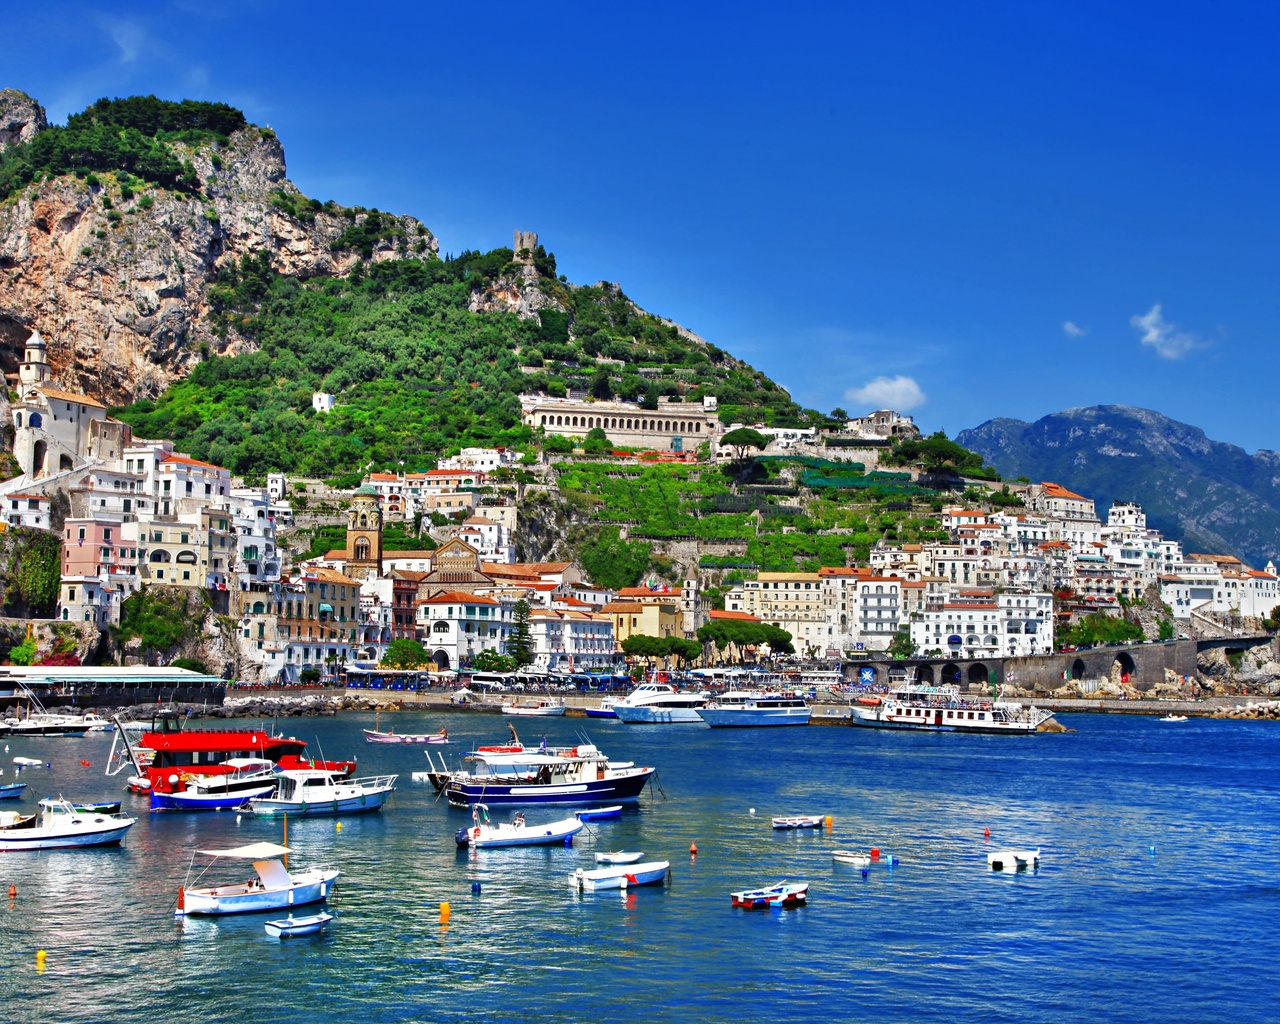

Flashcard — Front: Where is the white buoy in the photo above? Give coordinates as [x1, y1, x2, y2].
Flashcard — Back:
[236, 814, 242, 824]
[749, 808, 756, 815]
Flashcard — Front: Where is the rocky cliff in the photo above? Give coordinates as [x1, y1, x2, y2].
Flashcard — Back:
[0, 91, 436, 405]
[958, 405, 1280, 567]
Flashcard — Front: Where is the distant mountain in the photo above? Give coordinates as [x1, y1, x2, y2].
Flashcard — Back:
[956, 406, 1280, 568]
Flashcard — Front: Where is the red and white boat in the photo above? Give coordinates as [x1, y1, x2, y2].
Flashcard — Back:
[107, 711, 355, 796]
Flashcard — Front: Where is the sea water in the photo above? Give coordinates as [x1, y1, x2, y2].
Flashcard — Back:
[1, 712, 1278, 1023]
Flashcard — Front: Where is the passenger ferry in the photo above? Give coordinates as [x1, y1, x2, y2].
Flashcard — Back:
[696, 692, 811, 728]
[612, 682, 708, 724]
[848, 684, 1053, 734]
[440, 743, 655, 807]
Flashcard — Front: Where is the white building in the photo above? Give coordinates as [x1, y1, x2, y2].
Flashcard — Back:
[4, 492, 52, 530]
[910, 590, 1053, 660]
[528, 608, 617, 671]
[312, 393, 336, 414]
[416, 590, 512, 671]
[437, 447, 517, 473]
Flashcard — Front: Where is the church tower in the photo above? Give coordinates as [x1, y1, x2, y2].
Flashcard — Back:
[18, 329, 51, 397]
[345, 485, 383, 580]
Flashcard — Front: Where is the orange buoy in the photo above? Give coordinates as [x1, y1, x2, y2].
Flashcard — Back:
[81, 760, 91, 767]
[689, 841, 698, 855]
[176, 887, 185, 912]
[440, 901, 451, 923]
[870, 847, 880, 860]
[8, 884, 15, 898]
[984, 828, 990, 839]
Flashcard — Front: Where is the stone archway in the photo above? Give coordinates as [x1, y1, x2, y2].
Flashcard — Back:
[914, 664, 934, 684]
[967, 663, 989, 685]
[1113, 651, 1136, 685]
[1071, 658, 1086, 681]
[940, 663, 962, 686]
[432, 649, 451, 670]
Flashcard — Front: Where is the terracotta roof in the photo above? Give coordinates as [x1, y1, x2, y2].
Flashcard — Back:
[424, 591, 499, 605]
[37, 386, 106, 409]
[480, 563, 541, 578]
[322, 549, 346, 560]
[462, 516, 499, 526]
[709, 609, 760, 621]
[617, 586, 681, 597]
[819, 566, 870, 577]
[601, 601, 646, 613]
[555, 596, 592, 607]
[6, 493, 49, 501]
[527, 562, 572, 573]
[368, 473, 399, 482]
[392, 570, 430, 582]
[162, 453, 225, 469]
[304, 567, 362, 586]
[1040, 482, 1088, 501]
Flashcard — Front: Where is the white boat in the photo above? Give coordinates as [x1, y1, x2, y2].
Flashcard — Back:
[612, 683, 708, 724]
[454, 803, 585, 848]
[176, 841, 340, 916]
[696, 691, 811, 728]
[500, 698, 567, 717]
[245, 771, 397, 817]
[13, 757, 44, 767]
[832, 850, 871, 866]
[571, 860, 671, 891]
[595, 850, 644, 865]
[0, 799, 137, 851]
[731, 880, 809, 909]
[150, 758, 280, 811]
[265, 912, 333, 938]
[849, 684, 1054, 734]
[987, 848, 1041, 872]
[584, 697, 619, 719]
[772, 814, 827, 830]
[439, 744, 654, 808]
[1159, 714, 1189, 723]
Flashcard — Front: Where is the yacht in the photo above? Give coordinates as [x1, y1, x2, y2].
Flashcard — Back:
[696, 691, 811, 727]
[612, 682, 708, 724]
[849, 684, 1053, 734]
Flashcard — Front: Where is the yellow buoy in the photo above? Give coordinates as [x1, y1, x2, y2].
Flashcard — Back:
[824, 815, 833, 829]
[36, 949, 46, 971]
[336, 822, 343, 832]
[440, 901, 451, 923]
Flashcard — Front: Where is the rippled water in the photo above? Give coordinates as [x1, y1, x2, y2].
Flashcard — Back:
[2, 712, 1278, 1023]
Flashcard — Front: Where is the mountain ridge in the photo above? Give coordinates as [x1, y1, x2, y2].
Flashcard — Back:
[957, 405, 1280, 567]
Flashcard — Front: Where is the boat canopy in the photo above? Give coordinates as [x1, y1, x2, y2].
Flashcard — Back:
[197, 841, 292, 858]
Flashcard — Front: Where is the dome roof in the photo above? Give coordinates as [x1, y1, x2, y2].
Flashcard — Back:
[353, 484, 379, 497]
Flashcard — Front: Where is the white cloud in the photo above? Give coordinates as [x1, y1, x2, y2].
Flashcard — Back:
[1063, 321, 1088, 338]
[844, 375, 927, 412]
[1130, 303, 1200, 359]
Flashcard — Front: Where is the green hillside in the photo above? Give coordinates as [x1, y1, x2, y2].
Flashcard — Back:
[113, 248, 811, 484]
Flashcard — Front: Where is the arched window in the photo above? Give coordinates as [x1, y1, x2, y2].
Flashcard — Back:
[28, 412, 41, 428]
[354, 538, 371, 560]
[359, 514, 368, 528]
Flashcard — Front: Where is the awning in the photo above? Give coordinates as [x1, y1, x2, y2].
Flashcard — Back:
[197, 842, 291, 858]
[947, 635, 962, 645]
[319, 603, 333, 613]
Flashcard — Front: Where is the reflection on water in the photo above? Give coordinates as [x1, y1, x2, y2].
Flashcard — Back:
[1, 713, 1279, 1023]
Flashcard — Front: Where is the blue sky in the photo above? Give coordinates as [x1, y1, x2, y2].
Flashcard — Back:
[7, 2, 1278, 450]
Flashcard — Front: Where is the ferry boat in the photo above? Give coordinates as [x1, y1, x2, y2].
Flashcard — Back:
[441, 743, 655, 808]
[107, 711, 355, 797]
[696, 691, 811, 728]
[849, 684, 1053, 734]
[612, 683, 708, 724]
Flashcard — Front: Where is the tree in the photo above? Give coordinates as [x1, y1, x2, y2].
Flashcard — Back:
[381, 638, 429, 669]
[589, 365, 613, 400]
[639, 384, 659, 410]
[667, 636, 703, 667]
[888, 627, 916, 659]
[509, 600, 534, 667]
[830, 407, 849, 421]
[582, 426, 611, 455]
[542, 433, 575, 454]
[472, 649, 515, 672]
[720, 427, 771, 461]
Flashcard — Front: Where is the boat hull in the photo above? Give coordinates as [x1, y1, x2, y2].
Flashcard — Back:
[248, 789, 391, 817]
[178, 868, 339, 916]
[849, 706, 1046, 734]
[613, 706, 704, 724]
[583, 708, 618, 719]
[151, 783, 277, 812]
[696, 707, 812, 727]
[458, 817, 585, 848]
[265, 912, 333, 938]
[0, 784, 26, 799]
[573, 860, 670, 891]
[0, 816, 136, 851]
[444, 768, 654, 808]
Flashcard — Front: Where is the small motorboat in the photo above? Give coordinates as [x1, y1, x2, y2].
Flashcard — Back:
[13, 757, 44, 767]
[265, 911, 333, 938]
[584, 697, 619, 719]
[244, 772, 397, 818]
[176, 841, 339, 916]
[454, 804, 585, 848]
[731, 880, 810, 909]
[0, 782, 26, 799]
[39, 798, 122, 814]
[1159, 715, 1189, 723]
[772, 814, 827, 830]
[0, 799, 137, 851]
[832, 850, 871, 866]
[987, 848, 1041, 872]
[363, 712, 448, 744]
[500, 699, 567, 717]
[595, 851, 644, 865]
[574, 805, 623, 822]
[571, 860, 671, 891]
[151, 758, 280, 812]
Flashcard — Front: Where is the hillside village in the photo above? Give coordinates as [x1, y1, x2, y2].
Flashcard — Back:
[2, 325, 1276, 687]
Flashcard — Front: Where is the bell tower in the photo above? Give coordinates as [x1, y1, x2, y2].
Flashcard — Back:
[18, 329, 51, 396]
[345, 484, 383, 579]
